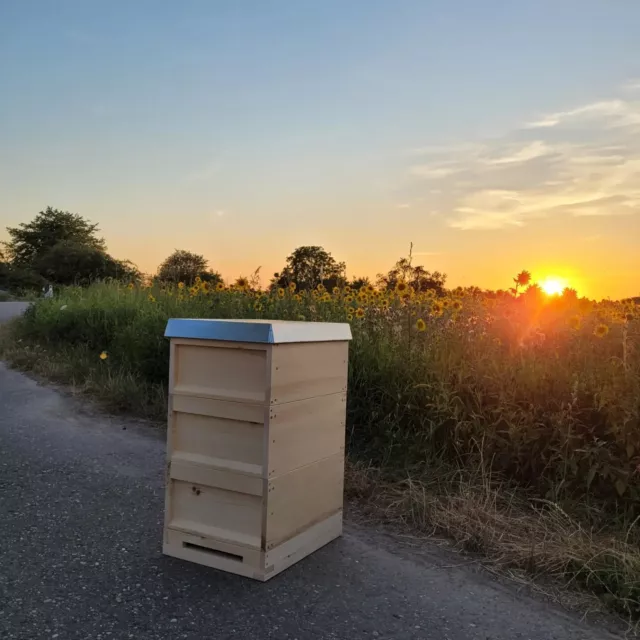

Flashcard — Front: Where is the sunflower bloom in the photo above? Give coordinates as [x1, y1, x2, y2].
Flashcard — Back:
[452, 300, 463, 312]
[317, 283, 326, 292]
[346, 313, 353, 321]
[178, 282, 185, 290]
[254, 302, 263, 311]
[148, 294, 156, 303]
[415, 318, 426, 332]
[345, 294, 354, 304]
[293, 293, 302, 302]
[216, 282, 225, 291]
[568, 315, 581, 330]
[127, 283, 134, 290]
[236, 277, 249, 290]
[277, 288, 286, 299]
[288, 282, 297, 292]
[355, 308, 365, 319]
[594, 324, 609, 338]
[99, 351, 108, 360]
[396, 281, 408, 294]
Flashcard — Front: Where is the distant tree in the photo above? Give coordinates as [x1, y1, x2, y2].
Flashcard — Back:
[4, 206, 105, 269]
[562, 287, 578, 302]
[511, 270, 531, 296]
[271, 246, 346, 291]
[521, 283, 544, 306]
[377, 257, 446, 295]
[157, 249, 221, 285]
[347, 276, 371, 291]
[0, 262, 47, 292]
[34, 240, 140, 286]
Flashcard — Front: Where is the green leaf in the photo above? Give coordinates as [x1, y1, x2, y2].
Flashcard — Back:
[615, 479, 627, 497]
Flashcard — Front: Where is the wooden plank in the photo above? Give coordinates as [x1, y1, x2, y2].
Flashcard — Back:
[267, 393, 346, 478]
[264, 511, 342, 577]
[264, 452, 345, 549]
[163, 387, 176, 546]
[172, 344, 268, 403]
[172, 394, 266, 424]
[168, 480, 263, 549]
[164, 528, 265, 580]
[170, 337, 269, 351]
[165, 528, 263, 567]
[268, 342, 348, 405]
[172, 411, 264, 469]
[170, 453, 263, 496]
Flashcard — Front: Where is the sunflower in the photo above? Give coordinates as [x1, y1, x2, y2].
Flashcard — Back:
[594, 324, 609, 338]
[178, 282, 185, 290]
[333, 286, 341, 295]
[277, 287, 286, 299]
[344, 285, 352, 293]
[345, 294, 355, 304]
[253, 302, 263, 311]
[380, 299, 390, 310]
[127, 282, 134, 290]
[568, 315, 581, 330]
[395, 281, 409, 294]
[293, 293, 302, 302]
[216, 282, 225, 291]
[431, 302, 443, 317]
[355, 308, 365, 319]
[194, 276, 202, 284]
[425, 289, 436, 298]
[415, 318, 426, 332]
[346, 313, 353, 321]
[288, 282, 297, 292]
[317, 283, 326, 292]
[236, 277, 249, 290]
[442, 298, 451, 309]
[99, 351, 108, 361]
[189, 286, 198, 296]
[365, 284, 375, 294]
[148, 294, 156, 303]
[452, 300, 463, 312]
[321, 293, 331, 302]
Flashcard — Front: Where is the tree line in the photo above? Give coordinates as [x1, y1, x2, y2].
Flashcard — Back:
[1, 207, 448, 294]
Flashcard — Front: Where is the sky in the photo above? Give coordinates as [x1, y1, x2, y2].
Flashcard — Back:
[1, 0, 639, 299]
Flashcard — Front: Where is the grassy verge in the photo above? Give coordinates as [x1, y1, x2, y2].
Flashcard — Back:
[1, 281, 639, 625]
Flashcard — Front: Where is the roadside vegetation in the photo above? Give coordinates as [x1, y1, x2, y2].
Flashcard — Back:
[1, 207, 639, 623]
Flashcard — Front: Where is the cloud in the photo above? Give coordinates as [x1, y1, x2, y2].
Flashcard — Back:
[406, 87, 640, 231]
[622, 79, 640, 92]
[396, 202, 411, 209]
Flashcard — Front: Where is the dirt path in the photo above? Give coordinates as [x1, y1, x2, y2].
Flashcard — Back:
[0, 363, 625, 640]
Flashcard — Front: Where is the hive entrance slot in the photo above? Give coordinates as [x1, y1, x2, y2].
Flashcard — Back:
[182, 541, 244, 563]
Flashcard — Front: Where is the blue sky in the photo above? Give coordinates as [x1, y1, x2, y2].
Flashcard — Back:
[1, 1, 639, 297]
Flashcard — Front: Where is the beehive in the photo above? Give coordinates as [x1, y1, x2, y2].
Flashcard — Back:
[162, 318, 352, 581]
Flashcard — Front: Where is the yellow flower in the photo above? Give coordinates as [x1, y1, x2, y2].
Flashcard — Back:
[189, 286, 198, 296]
[293, 293, 302, 302]
[395, 281, 408, 294]
[344, 285, 352, 293]
[321, 293, 331, 302]
[415, 318, 426, 332]
[288, 282, 297, 292]
[452, 300, 463, 312]
[346, 313, 353, 321]
[277, 287, 286, 299]
[99, 351, 108, 361]
[127, 283, 134, 290]
[332, 286, 340, 295]
[317, 283, 326, 292]
[442, 298, 451, 309]
[148, 294, 156, 303]
[594, 323, 609, 338]
[178, 282, 185, 290]
[431, 302, 443, 317]
[216, 282, 225, 291]
[365, 284, 375, 294]
[568, 315, 581, 330]
[345, 294, 355, 304]
[236, 277, 249, 290]
[426, 289, 436, 298]
[380, 299, 390, 310]
[254, 302, 263, 311]
[355, 308, 365, 319]
[194, 276, 202, 284]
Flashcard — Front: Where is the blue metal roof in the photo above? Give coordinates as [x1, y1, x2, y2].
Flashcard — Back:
[164, 318, 352, 344]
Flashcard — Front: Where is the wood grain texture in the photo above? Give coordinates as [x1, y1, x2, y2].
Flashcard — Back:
[265, 452, 345, 549]
[268, 341, 349, 405]
[267, 393, 346, 478]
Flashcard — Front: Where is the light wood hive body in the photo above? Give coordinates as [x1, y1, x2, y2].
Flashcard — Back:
[163, 320, 351, 581]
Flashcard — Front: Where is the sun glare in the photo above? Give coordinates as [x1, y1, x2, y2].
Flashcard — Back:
[541, 277, 566, 296]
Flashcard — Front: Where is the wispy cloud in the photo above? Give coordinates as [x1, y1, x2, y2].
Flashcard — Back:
[407, 85, 640, 231]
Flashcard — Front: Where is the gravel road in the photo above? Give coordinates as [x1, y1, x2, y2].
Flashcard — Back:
[0, 356, 625, 638]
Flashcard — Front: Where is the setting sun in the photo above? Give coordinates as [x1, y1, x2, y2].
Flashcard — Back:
[540, 277, 567, 296]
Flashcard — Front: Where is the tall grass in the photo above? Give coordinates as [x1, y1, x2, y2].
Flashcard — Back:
[3, 278, 639, 619]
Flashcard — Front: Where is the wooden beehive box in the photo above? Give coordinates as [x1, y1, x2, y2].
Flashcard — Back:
[162, 318, 352, 581]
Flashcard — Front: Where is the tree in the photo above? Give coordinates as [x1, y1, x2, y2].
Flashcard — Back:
[271, 246, 346, 291]
[4, 206, 105, 268]
[377, 257, 446, 295]
[511, 270, 531, 296]
[34, 240, 140, 286]
[346, 276, 371, 291]
[157, 249, 221, 285]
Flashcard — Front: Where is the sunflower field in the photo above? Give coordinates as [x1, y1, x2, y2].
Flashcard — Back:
[10, 276, 640, 528]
